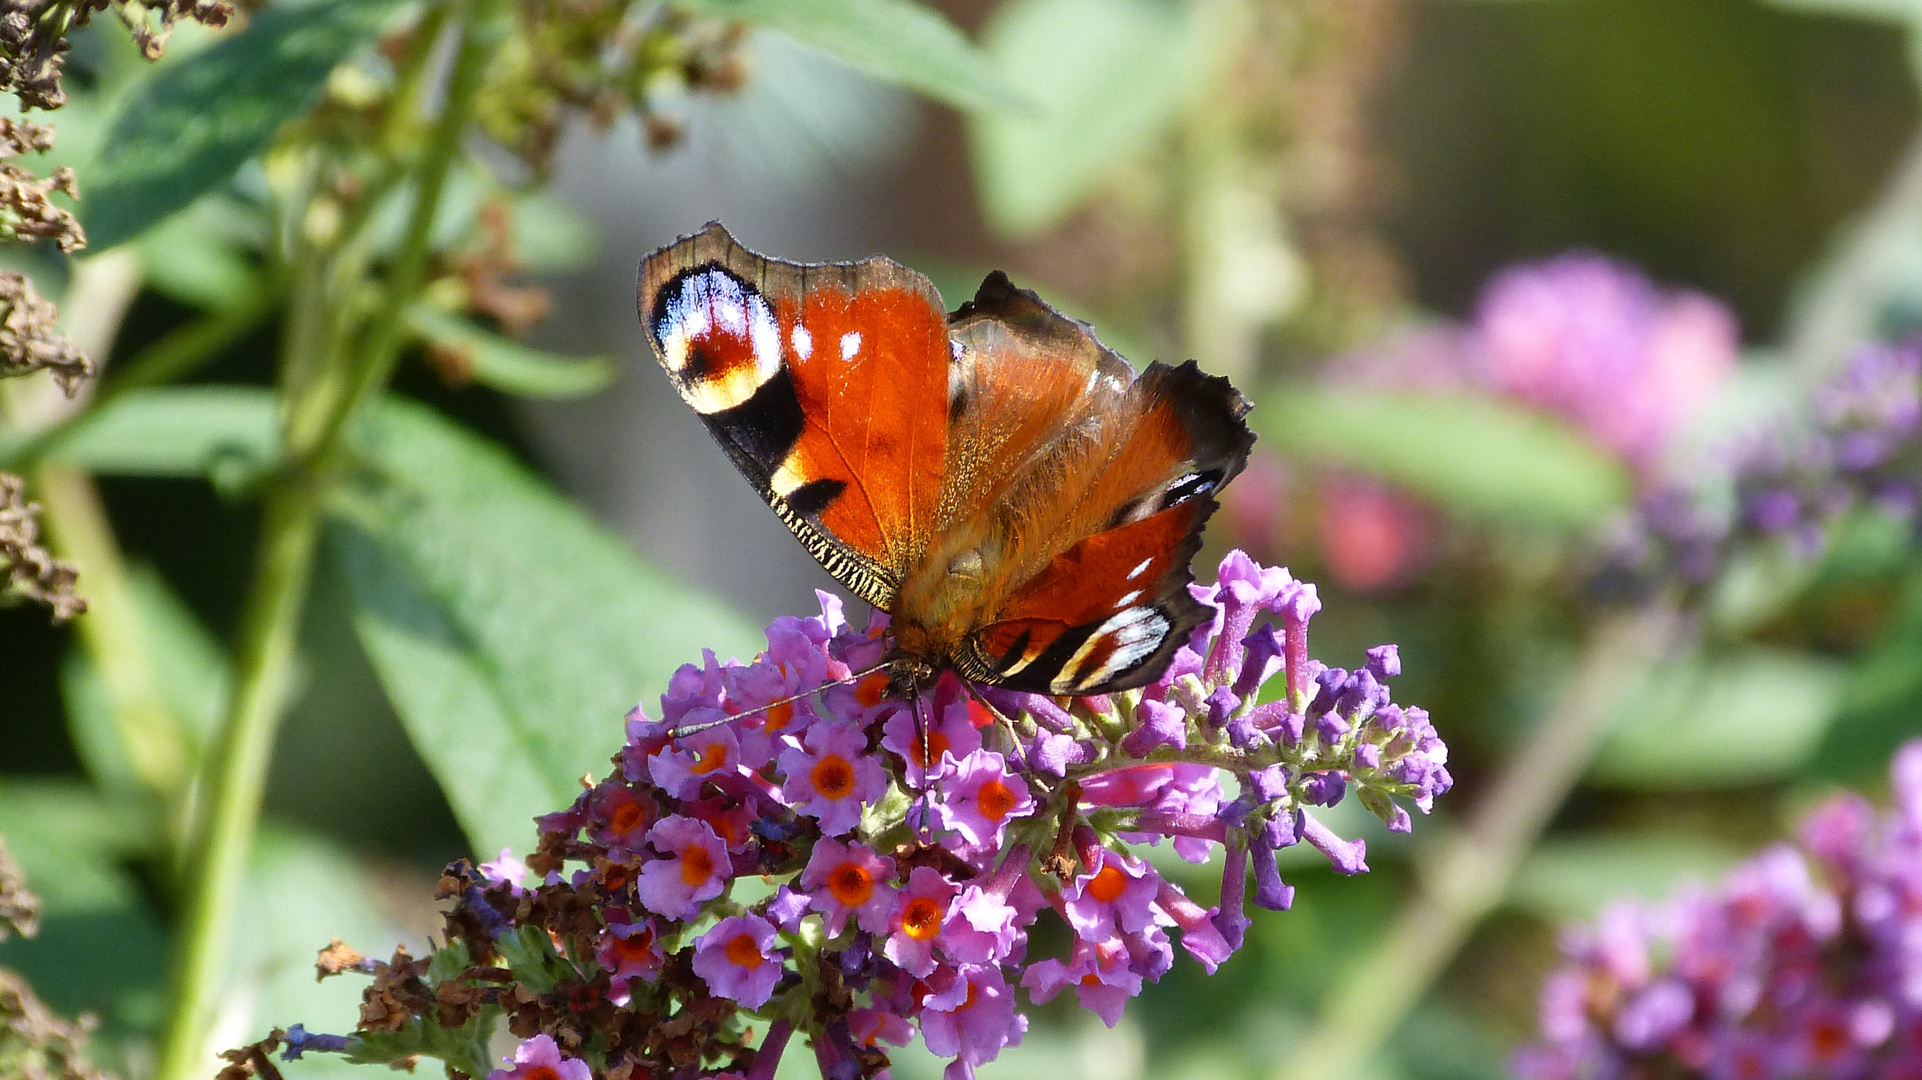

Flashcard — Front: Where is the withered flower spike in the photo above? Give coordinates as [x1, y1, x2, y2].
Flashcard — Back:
[0, 834, 40, 940]
[1, 969, 117, 1080]
[0, 268, 90, 393]
[0, 1, 238, 111]
[0, 471, 85, 621]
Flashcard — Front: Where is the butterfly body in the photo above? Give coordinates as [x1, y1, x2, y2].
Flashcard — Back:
[639, 223, 1253, 699]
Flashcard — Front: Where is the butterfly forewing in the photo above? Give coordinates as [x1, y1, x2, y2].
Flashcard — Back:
[639, 223, 952, 608]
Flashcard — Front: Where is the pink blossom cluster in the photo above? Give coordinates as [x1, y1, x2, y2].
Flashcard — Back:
[285, 553, 1446, 1080]
[1514, 741, 1922, 1080]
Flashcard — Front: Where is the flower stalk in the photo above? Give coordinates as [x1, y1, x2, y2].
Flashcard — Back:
[149, 2, 506, 1076]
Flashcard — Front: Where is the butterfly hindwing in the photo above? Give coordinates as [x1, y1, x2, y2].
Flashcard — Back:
[934, 276, 1254, 695]
[639, 223, 952, 609]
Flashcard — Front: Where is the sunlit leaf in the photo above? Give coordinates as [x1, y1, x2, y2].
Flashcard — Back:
[60, 564, 229, 799]
[407, 306, 614, 399]
[24, 386, 279, 478]
[0, 781, 166, 1049]
[330, 396, 762, 858]
[1251, 386, 1633, 529]
[968, 0, 1216, 237]
[1591, 648, 1845, 788]
[678, 0, 1023, 113]
[239, 829, 404, 1080]
[83, 0, 407, 249]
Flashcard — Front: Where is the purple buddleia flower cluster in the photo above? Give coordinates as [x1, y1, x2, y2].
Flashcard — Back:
[1612, 340, 1922, 587]
[1513, 740, 1922, 1080]
[272, 552, 1447, 1080]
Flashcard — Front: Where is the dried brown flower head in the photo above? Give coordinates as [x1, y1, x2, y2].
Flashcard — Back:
[0, 836, 39, 941]
[0, 471, 85, 620]
[0, 969, 116, 1080]
[0, 269, 90, 393]
[0, 847, 111, 1080]
[0, 116, 82, 253]
[0, 0, 236, 110]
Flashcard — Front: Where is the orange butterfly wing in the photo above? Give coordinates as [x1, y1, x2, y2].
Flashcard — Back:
[638, 223, 950, 608]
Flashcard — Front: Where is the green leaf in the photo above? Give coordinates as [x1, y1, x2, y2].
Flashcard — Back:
[678, 0, 1024, 113]
[0, 781, 168, 1043]
[330, 396, 763, 858]
[1810, 568, 1922, 781]
[1512, 832, 1747, 921]
[26, 386, 279, 478]
[1250, 386, 1633, 529]
[239, 829, 406, 1080]
[0, 780, 157, 916]
[132, 197, 265, 311]
[1757, 0, 1922, 21]
[1591, 648, 1845, 788]
[61, 564, 230, 798]
[407, 306, 614, 399]
[968, 0, 1217, 237]
[82, 0, 406, 250]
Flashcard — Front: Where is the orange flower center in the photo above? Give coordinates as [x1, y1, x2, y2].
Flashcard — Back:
[855, 673, 889, 708]
[811, 755, 855, 798]
[1810, 1017, 1851, 1062]
[612, 929, 655, 961]
[610, 801, 647, 834]
[1087, 864, 1128, 904]
[766, 700, 795, 734]
[828, 862, 874, 907]
[525, 1067, 561, 1080]
[975, 779, 1017, 822]
[902, 896, 944, 940]
[680, 846, 715, 886]
[724, 932, 765, 970]
[907, 731, 951, 768]
[1080, 972, 1103, 987]
[690, 743, 729, 775]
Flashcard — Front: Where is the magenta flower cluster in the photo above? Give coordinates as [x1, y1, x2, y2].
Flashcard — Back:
[1335, 251, 1738, 478]
[1513, 740, 1922, 1080]
[286, 551, 1446, 1080]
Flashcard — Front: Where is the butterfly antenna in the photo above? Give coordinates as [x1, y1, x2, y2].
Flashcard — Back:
[963, 682, 1031, 774]
[668, 660, 890, 738]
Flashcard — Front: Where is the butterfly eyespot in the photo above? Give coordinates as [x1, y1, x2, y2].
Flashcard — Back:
[653, 266, 783, 415]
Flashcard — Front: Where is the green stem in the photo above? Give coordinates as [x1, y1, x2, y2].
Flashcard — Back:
[149, 2, 504, 1074]
[1272, 600, 1682, 1080]
[149, 478, 321, 1080]
[295, 0, 503, 461]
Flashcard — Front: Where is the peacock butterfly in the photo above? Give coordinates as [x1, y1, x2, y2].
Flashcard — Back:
[638, 222, 1253, 699]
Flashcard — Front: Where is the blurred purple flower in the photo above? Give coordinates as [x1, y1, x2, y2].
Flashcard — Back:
[1514, 740, 1922, 1080]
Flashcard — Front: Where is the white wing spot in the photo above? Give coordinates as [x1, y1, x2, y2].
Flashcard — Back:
[1116, 590, 1142, 608]
[791, 326, 813, 360]
[1127, 558, 1152, 581]
[840, 331, 863, 360]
